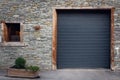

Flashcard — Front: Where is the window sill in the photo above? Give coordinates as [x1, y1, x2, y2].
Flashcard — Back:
[1, 42, 25, 47]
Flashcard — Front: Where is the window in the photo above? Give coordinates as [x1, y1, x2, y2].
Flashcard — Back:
[1, 22, 24, 46]
[4, 23, 20, 42]
[2, 22, 22, 42]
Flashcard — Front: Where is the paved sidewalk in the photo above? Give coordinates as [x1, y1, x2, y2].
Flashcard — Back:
[0, 69, 120, 80]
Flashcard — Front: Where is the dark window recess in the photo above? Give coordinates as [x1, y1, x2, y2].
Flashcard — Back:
[5, 23, 20, 42]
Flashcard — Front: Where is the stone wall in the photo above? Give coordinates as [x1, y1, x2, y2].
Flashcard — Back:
[0, 0, 120, 70]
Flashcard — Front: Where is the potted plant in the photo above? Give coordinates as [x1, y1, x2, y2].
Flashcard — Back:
[7, 57, 40, 78]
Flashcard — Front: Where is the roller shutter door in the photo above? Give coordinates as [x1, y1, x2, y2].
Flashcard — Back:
[57, 9, 111, 69]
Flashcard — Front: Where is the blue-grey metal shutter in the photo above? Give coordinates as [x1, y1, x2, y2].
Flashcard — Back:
[57, 9, 111, 69]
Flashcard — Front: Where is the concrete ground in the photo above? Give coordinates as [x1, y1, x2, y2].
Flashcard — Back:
[0, 69, 120, 80]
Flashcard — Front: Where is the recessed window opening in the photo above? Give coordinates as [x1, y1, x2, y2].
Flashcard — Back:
[5, 23, 20, 42]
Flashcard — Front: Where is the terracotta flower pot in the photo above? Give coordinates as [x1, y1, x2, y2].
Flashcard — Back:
[34, 26, 41, 31]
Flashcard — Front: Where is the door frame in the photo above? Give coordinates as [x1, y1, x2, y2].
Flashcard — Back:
[52, 7, 115, 70]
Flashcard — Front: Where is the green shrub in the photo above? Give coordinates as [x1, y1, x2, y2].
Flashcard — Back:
[11, 57, 40, 71]
[26, 66, 40, 72]
[14, 57, 26, 69]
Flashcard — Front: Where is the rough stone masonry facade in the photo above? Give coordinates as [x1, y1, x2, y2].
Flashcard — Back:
[0, 0, 120, 70]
